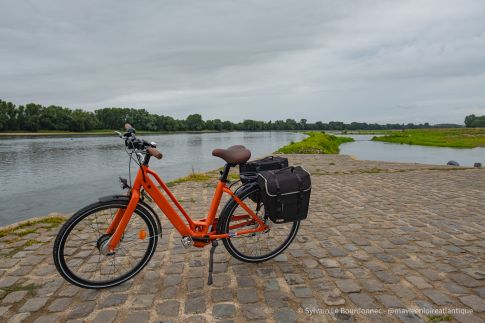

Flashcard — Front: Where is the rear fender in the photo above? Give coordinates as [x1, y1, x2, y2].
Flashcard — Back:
[233, 181, 258, 196]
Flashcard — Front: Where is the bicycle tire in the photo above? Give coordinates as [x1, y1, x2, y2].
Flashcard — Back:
[217, 184, 300, 263]
[53, 200, 158, 289]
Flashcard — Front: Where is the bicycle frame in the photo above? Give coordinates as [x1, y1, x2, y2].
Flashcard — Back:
[106, 165, 268, 251]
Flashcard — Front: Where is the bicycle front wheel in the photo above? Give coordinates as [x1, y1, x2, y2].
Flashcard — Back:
[217, 184, 300, 263]
[53, 200, 158, 289]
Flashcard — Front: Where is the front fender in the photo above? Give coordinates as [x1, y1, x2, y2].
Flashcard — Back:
[98, 195, 162, 239]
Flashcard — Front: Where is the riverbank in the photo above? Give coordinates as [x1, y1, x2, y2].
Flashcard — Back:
[0, 154, 483, 322]
[371, 128, 485, 148]
[277, 131, 353, 154]
[0, 129, 226, 137]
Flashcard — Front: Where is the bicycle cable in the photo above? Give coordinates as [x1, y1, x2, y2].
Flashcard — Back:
[126, 146, 133, 188]
[125, 146, 142, 188]
[125, 146, 147, 184]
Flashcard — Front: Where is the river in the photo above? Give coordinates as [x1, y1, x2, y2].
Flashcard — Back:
[339, 134, 485, 167]
[1, 132, 484, 226]
[0, 131, 305, 226]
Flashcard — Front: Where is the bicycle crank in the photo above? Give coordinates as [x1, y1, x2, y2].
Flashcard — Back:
[181, 236, 193, 248]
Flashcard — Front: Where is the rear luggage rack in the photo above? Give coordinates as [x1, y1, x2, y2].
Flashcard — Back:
[239, 156, 288, 184]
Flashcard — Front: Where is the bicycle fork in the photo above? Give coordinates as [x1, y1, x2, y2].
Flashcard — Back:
[106, 191, 140, 251]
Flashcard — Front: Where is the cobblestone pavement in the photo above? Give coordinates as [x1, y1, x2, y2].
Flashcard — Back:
[1, 155, 484, 323]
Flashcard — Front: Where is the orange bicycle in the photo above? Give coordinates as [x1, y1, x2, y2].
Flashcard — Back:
[53, 124, 300, 289]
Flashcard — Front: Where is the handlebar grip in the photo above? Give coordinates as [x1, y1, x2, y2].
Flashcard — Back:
[124, 123, 136, 134]
[147, 147, 163, 160]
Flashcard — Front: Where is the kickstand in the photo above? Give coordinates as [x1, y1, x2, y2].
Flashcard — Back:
[207, 240, 219, 285]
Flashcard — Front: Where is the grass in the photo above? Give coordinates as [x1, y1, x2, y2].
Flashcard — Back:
[0, 216, 65, 238]
[427, 314, 453, 322]
[166, 165, 241, 187]
[16, 228, 37, 236]
[0, 217, 64, 258]
[24, 239, 43, 246]
[166, 172, 212, 187]
[1, 239, 46, 258]
[0, 283, 41, 300]
[372, 128, 485, 148]
[277, 131, 354, 154]
[345, 130, 391, 134]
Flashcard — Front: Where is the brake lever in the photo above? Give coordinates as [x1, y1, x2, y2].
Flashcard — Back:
[114, 131, 123, 138]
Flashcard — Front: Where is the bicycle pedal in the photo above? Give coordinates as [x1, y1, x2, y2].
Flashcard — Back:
[181, 236, 193, 248]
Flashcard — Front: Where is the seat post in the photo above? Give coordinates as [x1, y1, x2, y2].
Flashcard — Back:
[219, 163, 232, 182]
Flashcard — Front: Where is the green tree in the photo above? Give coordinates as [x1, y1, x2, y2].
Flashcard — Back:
[205, 120, 215, 130]
[274, 120, 285, 130]
[95, 108, 129, 129]
[0, 100, 10, 131]
[70, 109, 99, 131]
[242, 120, 256, 130]
[41, 105, 72, 131]
[185, 114, 204, 130]
[465, 115, 476, 127]
[465, 114, 485, 127]
[285, 119, 298, 130]
[23, 103, 43, 132]
[221, 120, 233, 130]
[299, 118, 307, 130]
[161, 116, 179, 131]
[212, 119, 223, 131]
[1, 98, 453, 133]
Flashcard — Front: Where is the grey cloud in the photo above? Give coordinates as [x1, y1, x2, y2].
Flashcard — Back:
[1, 0, 485, 124]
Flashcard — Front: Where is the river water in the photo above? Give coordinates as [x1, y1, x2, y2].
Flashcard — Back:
[1, 132, 483, 226]
[0, 132, 305, 226]
[339, 134, 485, 167]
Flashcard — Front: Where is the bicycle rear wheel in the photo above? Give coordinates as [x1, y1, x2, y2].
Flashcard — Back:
[53, 200, 158, 289]
[217, 184, 300, 263]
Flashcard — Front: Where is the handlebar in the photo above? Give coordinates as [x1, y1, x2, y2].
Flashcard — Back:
[147, 147, 163, 159]
[116, 125, 163, 161]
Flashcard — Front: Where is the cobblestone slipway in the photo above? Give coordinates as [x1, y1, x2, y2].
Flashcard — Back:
[0, 155, 484, 323]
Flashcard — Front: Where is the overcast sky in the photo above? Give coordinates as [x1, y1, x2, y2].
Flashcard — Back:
[1, 1, 485, 124]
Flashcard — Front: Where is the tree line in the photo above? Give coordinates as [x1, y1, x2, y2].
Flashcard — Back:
[465, 114, 485, 128]
[0, 98, 472, 132]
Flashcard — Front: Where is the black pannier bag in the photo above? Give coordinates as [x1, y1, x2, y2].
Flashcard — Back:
[239, 156, 288, 184]
[257, 166, 311, 223]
